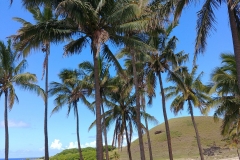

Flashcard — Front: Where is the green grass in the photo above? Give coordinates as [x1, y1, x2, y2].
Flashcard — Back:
[50, 145, 116, 160]
[115, 116, 238, 160]
[50, 147, 96, 160]
[50, 116, 238, 159]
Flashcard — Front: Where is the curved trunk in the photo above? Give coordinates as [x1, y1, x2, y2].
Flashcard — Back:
[101, 103, 109, 160]
[125, 121, 132, 160]
[158, 72, 173, 160]
[188, 100, 204, 160]
[143, 107, 153, 160]
[44, 44, 49, 160]
[92, 34, 103, 160]
[228, 4, 240, 92]
[5, 91, 9, 160]
[229, 7, 240, 159]
[141, 94, 153, 160]
[131, 50, 146, 160]
[75, 103, 84, 160]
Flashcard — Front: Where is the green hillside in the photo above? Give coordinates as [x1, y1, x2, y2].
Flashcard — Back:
[50, 146, 116, 160]
[50, 147, 96, 160]
[116, 116, 238, 160]
[50, 116, 238, 160]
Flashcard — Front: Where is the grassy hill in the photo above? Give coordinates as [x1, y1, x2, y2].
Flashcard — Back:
[50, 116, 238, 160]
[50, 146, 116, 160]
[116, 116, 238, 160]
[50, 147, 96, 160]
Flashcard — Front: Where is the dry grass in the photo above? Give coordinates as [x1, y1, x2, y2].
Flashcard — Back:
[113, 116, 238, 160]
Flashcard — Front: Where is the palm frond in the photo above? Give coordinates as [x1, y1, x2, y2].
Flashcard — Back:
[170, 95, 185, 115]
[64, 36, 88, 56]
[102, 44, 123, 74]
[195, 0, 220, 55]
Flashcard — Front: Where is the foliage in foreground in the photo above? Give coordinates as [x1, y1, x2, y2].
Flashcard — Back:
[50, 147, 96, 160]
[50, 146, 116, 160]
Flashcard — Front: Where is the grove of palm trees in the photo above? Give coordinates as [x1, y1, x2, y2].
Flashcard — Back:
[0, 0, 239, 160]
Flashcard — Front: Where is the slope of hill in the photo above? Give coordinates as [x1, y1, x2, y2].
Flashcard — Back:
[50, 146, 116, 160]
[116, 116, 238, 160]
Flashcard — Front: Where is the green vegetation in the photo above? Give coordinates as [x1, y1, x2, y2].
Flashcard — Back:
[51, 147, 96, 160]
[51, 146, 116, 160]
[50, 117, 240, 159]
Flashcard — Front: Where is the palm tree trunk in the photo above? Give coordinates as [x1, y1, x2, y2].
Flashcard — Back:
[237, 149, 240, 160]
[228, 4, 240, 92]
[131, 50, 146, 160]
[140, 94, 153, 160]
[112, 125, 117, 148]
[44, 45, 49, 160]
[75, 103, 84, 160]
[158, 72, 173, 160]
[188, 100, 204, 160]
[230, 8, 240, 156]
[143, 107, 153, 160]
[101, 103, 109, 160]
[125, 122, 132, 160]
[4, 91, 9, 160]
[92, 33, 103, 160]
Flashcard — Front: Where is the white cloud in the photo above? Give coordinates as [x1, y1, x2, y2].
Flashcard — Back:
[50, 139, 63, 150]
[67, 141, 78, 149]
[0, 120, 29, 128]
[81, 140, 96, 148]
[66, 136, 137, 150]
[67, 140, 97, 149]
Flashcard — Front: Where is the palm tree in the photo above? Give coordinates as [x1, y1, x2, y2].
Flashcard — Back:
[174, 0, 240, 91]
[122, 51, 154, 160]
[130, 46, 147, 160]
[135, 58, 154, 160]
[89, 75, 158, 160]
[49, 69, 92, 160]
[165, 66, 211, 160]
[207, 54, 240, 157]
[117, 29, 172, 160]
[79, 56, 119, 160]
[117, 42, 148, 159]
[144, 26, 188, 160]
[20, 1, 172, 158]
[222, 127, 240, 159]
[20, 1, 173, 159]
[21, 0, 62, 8]
[88, 74, 133, 159]
[0, 39, 44, 160]
[207, 53, 240, 136]
[51, 1, 163, 159]
[11, 6, 75, 159]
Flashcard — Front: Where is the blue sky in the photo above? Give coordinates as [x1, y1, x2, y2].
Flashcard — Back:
[0, 1, 233, 158]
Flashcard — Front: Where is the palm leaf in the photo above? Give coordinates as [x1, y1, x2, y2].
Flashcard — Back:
[195, 0, 220, 55]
